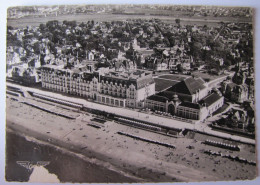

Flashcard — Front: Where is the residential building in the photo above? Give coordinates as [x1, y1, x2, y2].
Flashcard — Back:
[11, 66, 40, 85]
[222, 81, 248, 103]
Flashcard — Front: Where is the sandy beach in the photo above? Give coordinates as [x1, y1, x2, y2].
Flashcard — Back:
[6, 97, 257, 182]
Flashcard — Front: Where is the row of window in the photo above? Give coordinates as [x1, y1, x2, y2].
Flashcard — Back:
[42, 78, 93, 86]
[101, 81, 127, 87]
[145, 100, 165, 106]
[41, 74, 70, 79]
[43, 82, 92, 91]
[43, 83, 92, 96]
[100, 85, 136, 92]
[100, 90, 127, 98]
[97, 96, 125, 107]
[42, 72, 97, 82]
[146, 104, 165, 109]
[101, 87, 126, 93]
[177, 110, 199, 120]
[42, 77, 93, 84]
[146, 102, 165, 111]
[101, 89, 126, 95]
[208, 100, 223, 114]
[42, 78, 67, 82]
[177, 106, 199, 114]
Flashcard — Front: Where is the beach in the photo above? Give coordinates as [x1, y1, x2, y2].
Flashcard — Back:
[5, 96, 257, 182]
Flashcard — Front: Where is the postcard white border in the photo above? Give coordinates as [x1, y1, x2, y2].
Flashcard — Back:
[1, 1, 259, 185]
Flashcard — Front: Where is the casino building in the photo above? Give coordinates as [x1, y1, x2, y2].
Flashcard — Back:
[145, 77, 224, 121]
[41, 64, 155, 108]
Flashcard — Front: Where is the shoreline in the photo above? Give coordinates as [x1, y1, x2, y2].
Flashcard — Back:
[6, 119, 190, 182]
[5, 128, 143, 183]
[6, 118, 186, 182]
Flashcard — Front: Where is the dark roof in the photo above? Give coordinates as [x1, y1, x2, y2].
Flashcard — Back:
[155, 58, 168, 64]
[199, 93, 222, 107]
[234, 84, 248, 93]
[100, 75, 129, 87]
[245, 77, 254, 86]
[167, 77, 206, 95]
[147, 95, 169, 103]
[196, 78, 205, 84]
[99, 72, 154, 90]
[136, 77, 155, 89]
[157, 91, 175, 100]
[227, 82, 237, 89]
[242, 101, 255, 112]
[179, 102, 201, 109]
[115, 61, 125, 69]
[81, 72, 93, 81]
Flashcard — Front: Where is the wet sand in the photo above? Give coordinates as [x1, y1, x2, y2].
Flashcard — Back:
[5, 97, 257, 182]
[6, 131, 138, 183]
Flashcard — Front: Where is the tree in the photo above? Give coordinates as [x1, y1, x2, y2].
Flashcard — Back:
[63, 20, 68, 25]
[125, 46, 135, 61]
[95, 61, 111, 69]
[177, 64, 183, 72]
[186, 25, 192, 32]
[175, 18, 180, 24]
[39, 23, 46, 31]
[132, 27, 140, 35]
[154, 37, 163, 45]
[168, 37, 175, 48]
[33, 42, 41, 55]
[105, 22, 111, 30]
[225, 59, 232, 67]
[163, 38, 170, 47]
[7, 26, 13, 30]
[136, 56, 142, 67]
[189, 41, 203, 59]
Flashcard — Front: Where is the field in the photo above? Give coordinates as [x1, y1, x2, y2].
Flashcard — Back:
[122, 7, 252, 22]
[7, 10, 252, 29]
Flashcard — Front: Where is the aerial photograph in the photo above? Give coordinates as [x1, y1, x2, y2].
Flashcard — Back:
[5, 4, 257, 183]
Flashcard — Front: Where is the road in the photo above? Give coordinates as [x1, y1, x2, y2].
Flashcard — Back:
[6, 82, 255, 145]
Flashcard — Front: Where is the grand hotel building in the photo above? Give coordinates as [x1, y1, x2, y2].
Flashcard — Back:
[41, 64, 155, 108]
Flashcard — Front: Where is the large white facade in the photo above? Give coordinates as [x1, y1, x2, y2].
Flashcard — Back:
[41, 65, 155, 108]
